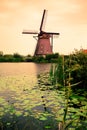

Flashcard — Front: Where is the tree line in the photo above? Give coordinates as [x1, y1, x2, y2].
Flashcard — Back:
[0, 51, 59, 63]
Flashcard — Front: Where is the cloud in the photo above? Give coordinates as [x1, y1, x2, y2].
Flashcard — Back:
[0, 0, 20, 25]
[60, 0, 87, 25]
[0, 0, 87, 26]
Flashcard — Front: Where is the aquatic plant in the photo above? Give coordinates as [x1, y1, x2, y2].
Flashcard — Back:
[0, 51, 87, 129]
[49, 53, 87, 129]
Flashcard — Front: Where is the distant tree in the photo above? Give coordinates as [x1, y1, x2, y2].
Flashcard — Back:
[13, 53, 24, 62]
[25, 55, 33, 62]
[0, 51, 3, 56]
[13, 53, 22, 58]
[3, 54, 14, 62]
[32, 56, 46, 63]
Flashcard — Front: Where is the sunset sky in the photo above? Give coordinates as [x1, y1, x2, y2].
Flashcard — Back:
[0, 0, 87, 55]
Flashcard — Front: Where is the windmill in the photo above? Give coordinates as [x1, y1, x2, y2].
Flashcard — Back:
[22, 9, 60, 56]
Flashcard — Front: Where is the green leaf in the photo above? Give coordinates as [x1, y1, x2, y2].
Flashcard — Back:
[63, 106, 68, 123]
[39, 116, 47, 121]
[45, 125, 51, 129]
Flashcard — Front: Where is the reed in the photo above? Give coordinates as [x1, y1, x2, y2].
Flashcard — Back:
[49, 54, 87, 129]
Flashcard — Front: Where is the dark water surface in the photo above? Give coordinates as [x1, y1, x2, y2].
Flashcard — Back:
[0, 63, 87, 129]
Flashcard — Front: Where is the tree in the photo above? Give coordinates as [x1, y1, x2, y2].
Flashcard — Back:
[13, 53, 24, 62]
[3, 54, 14, 62]
[0, 51, 3, 56]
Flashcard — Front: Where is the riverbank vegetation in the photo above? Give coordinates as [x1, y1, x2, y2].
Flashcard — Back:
[0, 50, 87, 129]
[35, 50, 87, 129]
[0, 51, 59, 63]
[49, 50, 87, 129]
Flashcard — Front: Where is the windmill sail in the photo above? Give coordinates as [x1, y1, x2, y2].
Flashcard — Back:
[22, 30, 38, 34]
[45, 32, 60, 35]
[40, 9, 47, 31]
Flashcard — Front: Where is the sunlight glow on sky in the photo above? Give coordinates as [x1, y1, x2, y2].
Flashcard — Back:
[0, 0, 87, 55]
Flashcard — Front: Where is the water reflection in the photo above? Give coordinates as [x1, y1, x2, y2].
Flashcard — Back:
[0, 62, 53, 130]
[0, 63, 51, 76]
[34, 63, 51, 74]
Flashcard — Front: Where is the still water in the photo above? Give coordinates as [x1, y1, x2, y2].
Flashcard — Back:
[0, 62, 51, 76]
[0, 63, 61, 129]
[0, 62, 53, 113]
[0, 63, 59, 129]
[0, 62, 51, 102]
[0, 63, 86, 129]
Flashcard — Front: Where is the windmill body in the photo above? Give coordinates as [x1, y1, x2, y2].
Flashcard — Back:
[22, 10, 60, 56]
[34, 32, 52, 56]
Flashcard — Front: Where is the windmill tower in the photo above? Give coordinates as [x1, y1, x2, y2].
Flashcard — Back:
[22, 9, 60, 56]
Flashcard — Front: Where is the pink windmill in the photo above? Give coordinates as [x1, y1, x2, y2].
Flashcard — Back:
[22, 9, 60, 56]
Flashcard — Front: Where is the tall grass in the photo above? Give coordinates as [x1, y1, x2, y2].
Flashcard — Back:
[49, 55, 87, 129]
